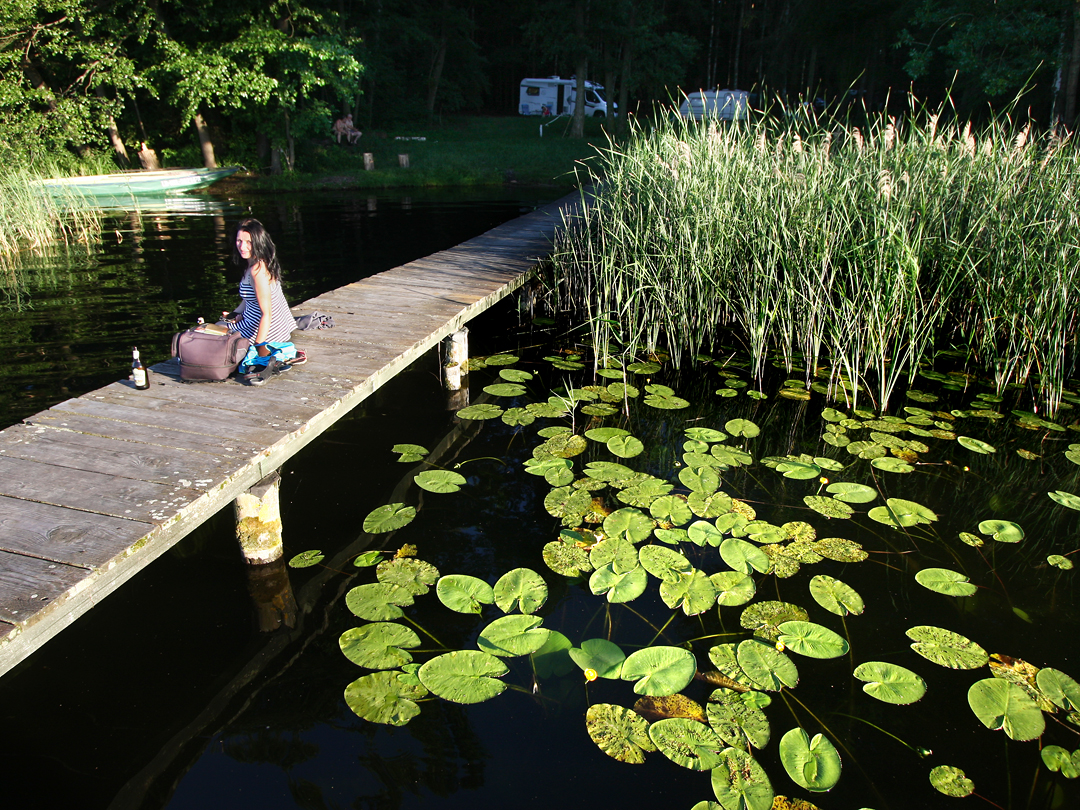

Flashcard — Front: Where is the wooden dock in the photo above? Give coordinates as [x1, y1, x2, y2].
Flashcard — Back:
[0, 191, 576, 678]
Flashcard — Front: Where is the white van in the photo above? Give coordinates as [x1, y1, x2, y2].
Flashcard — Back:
[519, 77, 611, 117]
[679, 90, 749, 122]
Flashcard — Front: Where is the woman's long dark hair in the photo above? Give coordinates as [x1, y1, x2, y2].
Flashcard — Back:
[232, 218, 282, 281]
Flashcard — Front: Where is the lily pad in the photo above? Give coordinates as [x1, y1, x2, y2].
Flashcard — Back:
[288, 549, 325, 568]
[499, 368, 532, 382]
[477, 614, 550, 657]
[1036, 668, 1080, 712]
[644, 384, 690, 409]
[686, 427, 728, 442]
[777, 461, 821, 480]
[414, 470, 468, 493]
[779, 728, 842, 792]
[809, 575, 864, 616]
[711, 748, 774, 810]
[680, 466, 721, 493]
[339, 622, 421, 669]
[456, 403, 504, 420]
[501, 407, 536, 426]
[344, 670, 427, 726]
[392, 443, 429, 462]
[523, 456, 575, 486]
[907, 626, 989, 669]
[1048, 554, 1074, 570]
[590, 562, 649, 603]
[493, 568, 548, 614]
[1049, 490, 1080, 511]
[649, 718, 727, 770]
[958, 436, 996, 454]
[777, 621, 850, 659]
[915, 568, 978, 597]
[870, 457, 914, 473]
[930, 765, 975, 797]
[1041, 745, 1080, 778]
[585, 427, 630, 442]
[570, 638, 626, 679]
[639, 545, 695, 583]
[721, 537, 772, 575]
[345, 582, 414, 621]
[660, 569, 719, 616]
[604, 507, 656, 543]
[621, 646, 698, 696]
[435, 574, 495, 614]
[417, 649, 508, 704]
[826, 482, 877, 503]
[650, 494, 693, 526]
[483, 383, 527, 397]
[968, 677, 1046, 740]
[853, 661, 927, 704]
[712, 571, 757, 607]
[978, 519, 1024, 544]
[706, 688, 772, 751]
[725, 419, 761, 438]
[542, 540, 592, 577]
[608, 434, 645, 458]
[363, 503, 417, 533]
[803, 496, 854, 519]
[741, 601, 809, 642]
[531, 630, 575, 678]
[377, 557, 440, 596]
[737, 639, 799, 691]
[586, 703, 657, 764]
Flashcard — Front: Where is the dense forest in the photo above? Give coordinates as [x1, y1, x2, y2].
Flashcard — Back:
[3, 0, 1080, 171]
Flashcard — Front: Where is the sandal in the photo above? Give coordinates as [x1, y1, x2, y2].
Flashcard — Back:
[288, 349, 308, 366]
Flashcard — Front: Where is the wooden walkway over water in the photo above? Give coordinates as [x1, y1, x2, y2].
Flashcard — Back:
[0, 191, 576, 678]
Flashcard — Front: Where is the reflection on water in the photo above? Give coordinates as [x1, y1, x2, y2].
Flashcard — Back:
[0, 187, 563, 430]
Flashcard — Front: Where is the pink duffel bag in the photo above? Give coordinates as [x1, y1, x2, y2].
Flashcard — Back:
[171, 323, 250, 381]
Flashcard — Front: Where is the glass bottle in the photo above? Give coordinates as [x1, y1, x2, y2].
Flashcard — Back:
[132, 347, 150, 390]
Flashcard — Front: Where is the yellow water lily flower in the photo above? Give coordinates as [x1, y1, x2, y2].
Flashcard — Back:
[584, 668, 598, 682]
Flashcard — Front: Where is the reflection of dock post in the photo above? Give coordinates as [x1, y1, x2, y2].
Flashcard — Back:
[245, 558, 298, 632]
[235, 471, 284, 565]
[443, 328, 470, 409]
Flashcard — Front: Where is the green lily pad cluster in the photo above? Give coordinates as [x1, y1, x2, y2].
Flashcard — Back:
[303, 346, 1080, 809]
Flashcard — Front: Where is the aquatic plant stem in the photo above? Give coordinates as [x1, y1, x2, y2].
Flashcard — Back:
[644, 611, 679, 647]
[832, 712, 930, 757]
[403, 616, 447, 650]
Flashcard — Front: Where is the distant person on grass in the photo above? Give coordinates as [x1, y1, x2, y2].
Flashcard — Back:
[226, 219, 306, 384]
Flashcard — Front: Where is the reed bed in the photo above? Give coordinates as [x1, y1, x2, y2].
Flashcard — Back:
[550, 99, 1080, 412]
[0, 167, 101, 277]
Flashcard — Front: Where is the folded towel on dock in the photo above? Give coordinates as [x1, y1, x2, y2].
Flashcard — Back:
[294, 311, 335, 331]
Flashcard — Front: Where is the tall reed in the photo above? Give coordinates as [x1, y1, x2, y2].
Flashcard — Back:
[550, 96, 1080, 412]
[0, 167, 101, 276]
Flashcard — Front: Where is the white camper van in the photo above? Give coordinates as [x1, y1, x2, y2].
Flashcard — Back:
[678, 89, 749, 122]
[519, 77, 611, 117]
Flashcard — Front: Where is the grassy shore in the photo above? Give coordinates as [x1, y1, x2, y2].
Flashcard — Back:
[226, 115, 611, 192]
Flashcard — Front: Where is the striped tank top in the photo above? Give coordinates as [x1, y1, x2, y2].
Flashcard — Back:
[232, 272, 295, 344]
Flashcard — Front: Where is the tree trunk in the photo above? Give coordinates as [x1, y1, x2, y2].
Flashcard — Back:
[106, 117, 130, 167]
[193, 112, 218, 168]
[618, 0, 635, 135]
[572, 0, 587, 138]
[285, 112, 295, 171]
[1065, 2, 1080, 126]
[427, 32, 448, 116]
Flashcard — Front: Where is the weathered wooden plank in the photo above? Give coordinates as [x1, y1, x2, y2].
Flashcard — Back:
[0, 424, 243, 487]
[0, 455, 211, 521]
[0, 550, 91, 623]
[22, 411, 265, 456]
[46, 396, 293, 445]
[0, 495, 151, 567]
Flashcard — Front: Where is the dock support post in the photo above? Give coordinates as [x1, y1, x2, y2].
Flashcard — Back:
[235, 471, 284, 565]
[363, 153, 375, 171]
[442, 328, 469, 392]
[398, 154, 410, 168]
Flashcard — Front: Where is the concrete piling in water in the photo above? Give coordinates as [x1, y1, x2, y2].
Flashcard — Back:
[235, 471, 284, 565]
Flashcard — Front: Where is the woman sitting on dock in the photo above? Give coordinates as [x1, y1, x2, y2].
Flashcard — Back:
[227, 218, 305, 382]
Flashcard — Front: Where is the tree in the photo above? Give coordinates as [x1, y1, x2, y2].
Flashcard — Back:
[899, 0, 1071, 118]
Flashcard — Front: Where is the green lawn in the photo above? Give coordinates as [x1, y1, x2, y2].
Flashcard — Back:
[239, 115, 614, 191]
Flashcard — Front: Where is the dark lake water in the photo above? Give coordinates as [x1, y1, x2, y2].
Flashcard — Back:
[2, 188, 1079, 810]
